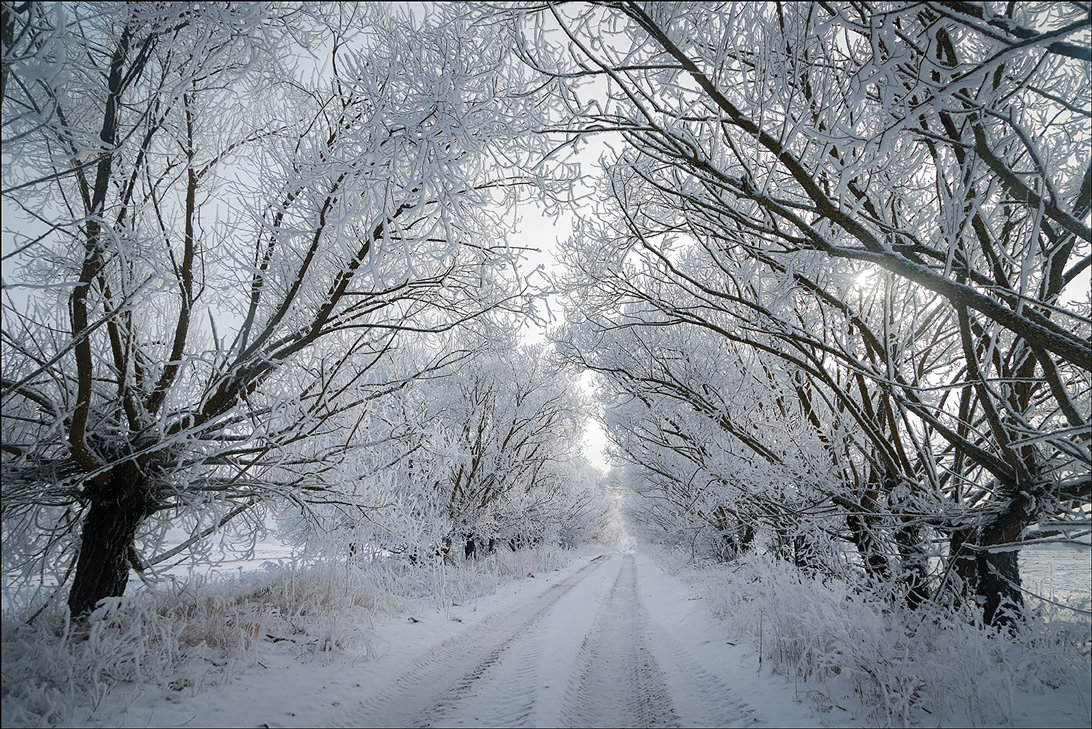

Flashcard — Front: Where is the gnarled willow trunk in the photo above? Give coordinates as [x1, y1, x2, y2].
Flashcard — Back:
[67, 464, 150, 617]
[976, 548, 1024, 628]
[976, 517, 1025, 628]
[895, 518, 931, 610]
[949, 514, 1026, 628]
[846, 512, 892, 585]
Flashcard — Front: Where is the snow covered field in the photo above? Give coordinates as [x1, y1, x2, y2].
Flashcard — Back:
[1020, 544, 1092, 616]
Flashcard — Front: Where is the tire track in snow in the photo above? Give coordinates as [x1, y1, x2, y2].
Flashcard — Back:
[425, 592, 550, 728]
[331, 554, 609, 728]
[434, 551, 619, 727]
[632, 551, 763, 727]
[642, 610, 761, 727]
[560, 553, 678, 728]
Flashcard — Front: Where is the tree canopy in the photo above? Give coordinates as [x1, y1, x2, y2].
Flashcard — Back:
[2, 1, 1088, 627]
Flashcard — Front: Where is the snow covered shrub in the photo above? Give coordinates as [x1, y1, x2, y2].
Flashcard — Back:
[670, 548, 1090, 727]
[2, 615, 83, 727]
[2, 595, 189, 727]
[1, 559, 400, 726]
[356, 541, 588, 611]
[431, 543, 592, 610]
[162, 562, 399, 656]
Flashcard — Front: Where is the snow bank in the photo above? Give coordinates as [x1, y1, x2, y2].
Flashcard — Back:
[657, 547, 1091, 727]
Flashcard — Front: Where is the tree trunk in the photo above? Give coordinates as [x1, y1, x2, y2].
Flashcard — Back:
[972, 485, 1034, 628]
[948, 527, 977, 602]
[713, 506, 755, 561]
[975, 548, 1023, 628]
[895, 519, 931, 610]
[736, 522, 756, 553]
[67, 465, 149, 616]
[976, 518, 1025, 628]
[947, 521, 1025, 627]
[846, 513, 891, 584]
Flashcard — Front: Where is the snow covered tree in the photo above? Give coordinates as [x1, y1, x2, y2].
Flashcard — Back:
[272, 336, 608, 565]
[525, 1, 1090, 624]
[1, 2, 553, 616]
[394, 338, 603, 561]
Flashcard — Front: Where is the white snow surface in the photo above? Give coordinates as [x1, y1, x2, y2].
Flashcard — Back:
[67, 550, 824, 728]
[6, 544, 1088, 728]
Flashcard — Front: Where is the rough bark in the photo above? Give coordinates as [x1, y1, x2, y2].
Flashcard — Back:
[975, 517, 1026, 628]
[67, 463, 150, 616]
[895, 519, 931, 610]
[846, 512, 892, 585]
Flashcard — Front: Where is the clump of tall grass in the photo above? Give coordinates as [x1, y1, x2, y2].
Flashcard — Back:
[667, 548, 1090, 727]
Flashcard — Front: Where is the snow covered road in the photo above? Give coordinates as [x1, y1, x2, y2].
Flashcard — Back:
[331, 552, 809, 728]
[82, 550, 823, 728]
